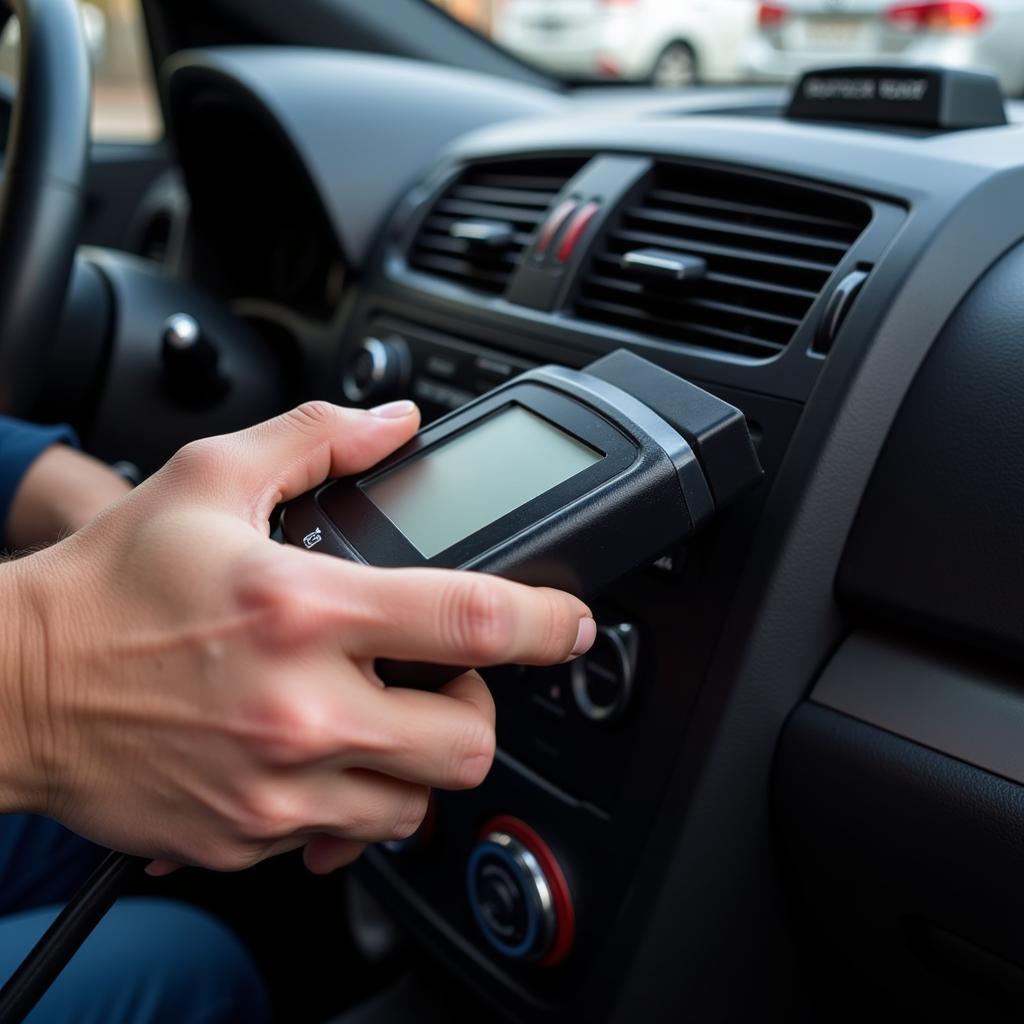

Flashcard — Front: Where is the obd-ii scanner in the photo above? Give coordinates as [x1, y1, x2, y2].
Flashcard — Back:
[280, 348, 763, 687]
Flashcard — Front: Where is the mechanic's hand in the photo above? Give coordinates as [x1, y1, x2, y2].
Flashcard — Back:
[7, 444, 133, 549]
[0, 401, 595, 875]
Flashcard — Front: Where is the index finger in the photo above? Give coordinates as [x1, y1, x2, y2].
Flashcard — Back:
[318, 560, 595, 667]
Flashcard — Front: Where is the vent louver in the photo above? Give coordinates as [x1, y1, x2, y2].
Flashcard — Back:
[407, 158, 586, 295]
[575, 163, 872, 359]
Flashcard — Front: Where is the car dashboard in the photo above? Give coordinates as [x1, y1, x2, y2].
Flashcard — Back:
[155, 49, 1024, 1021]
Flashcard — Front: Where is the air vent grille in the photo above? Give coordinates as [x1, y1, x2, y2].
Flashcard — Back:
[575, 164, 872, 359]
[408, 158, 586, 294]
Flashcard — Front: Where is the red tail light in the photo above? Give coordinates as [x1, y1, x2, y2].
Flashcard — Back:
[758, 3, 789, 28]
[886, 1, 987, 30]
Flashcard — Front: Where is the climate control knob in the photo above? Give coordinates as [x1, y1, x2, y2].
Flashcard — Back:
[466, 816, 574, 965]
[571, 622, 637, 723]
[342, 335, 410, 404]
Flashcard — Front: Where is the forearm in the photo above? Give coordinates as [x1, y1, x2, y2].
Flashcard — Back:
[7, 446, 132, 550]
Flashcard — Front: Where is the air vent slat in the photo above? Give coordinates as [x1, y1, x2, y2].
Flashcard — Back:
[574, 163, 872, 357]
[575, 295, 785, 359]
[412, 229, 533, 259]
[468, 172, 576, 192]
[407, 158, 586, 294]
[580, 276, 798, 346]
[434, 198, 548, 227]
[450, 185, 560, 208]
[645, 188, 864, 239]
[612, 228, 835, 283]
[422, 217, 534, 248]
[622, 205, 851, 259]
[408, 253, 513, 289]
[593, 254, 819, 302]
[583, 273, 802, 331]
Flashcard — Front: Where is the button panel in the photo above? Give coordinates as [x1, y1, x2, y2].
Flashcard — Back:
[348, 320, 533, 419]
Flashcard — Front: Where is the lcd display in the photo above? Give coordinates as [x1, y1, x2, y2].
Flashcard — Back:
[362, 404, 604, 558]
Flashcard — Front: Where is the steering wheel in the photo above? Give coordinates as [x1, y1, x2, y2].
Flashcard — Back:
[0, 0, 89, 416]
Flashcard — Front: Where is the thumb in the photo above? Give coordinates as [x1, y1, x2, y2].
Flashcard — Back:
[171, 400, 420, 521]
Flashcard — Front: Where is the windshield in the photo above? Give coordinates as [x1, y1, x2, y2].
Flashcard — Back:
[427, 0, 1019, 96]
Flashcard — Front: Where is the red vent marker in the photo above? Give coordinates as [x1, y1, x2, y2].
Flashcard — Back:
[556, 201, 600, 264]
[534, 198, 579, 258]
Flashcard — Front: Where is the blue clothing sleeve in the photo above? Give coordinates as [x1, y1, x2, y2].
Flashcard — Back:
[0, 417, 79, 547]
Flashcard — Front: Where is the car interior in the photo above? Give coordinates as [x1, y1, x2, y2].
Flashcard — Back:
[3, 0, 1024, 1020]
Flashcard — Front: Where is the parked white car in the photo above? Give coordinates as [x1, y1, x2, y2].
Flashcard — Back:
[742, 0, 1024, 96]
[493, 0, 757, 87]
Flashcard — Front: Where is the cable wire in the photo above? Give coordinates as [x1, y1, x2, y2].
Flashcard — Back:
[0, 850, 145, 1023]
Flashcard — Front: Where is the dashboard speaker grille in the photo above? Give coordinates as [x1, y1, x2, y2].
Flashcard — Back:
[575, 163, 872, 359]
[407, 158, 586, 295]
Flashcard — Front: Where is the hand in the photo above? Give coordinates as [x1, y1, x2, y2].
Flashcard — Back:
[7, 444, 133, 549]
[0, 401, 595, 875]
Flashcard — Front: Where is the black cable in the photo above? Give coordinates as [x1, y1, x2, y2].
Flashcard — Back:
[0, 850, 146, 1024]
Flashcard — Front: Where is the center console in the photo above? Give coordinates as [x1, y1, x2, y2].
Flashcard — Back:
[313, 140, 911, 1018]
[332, 315, 804, 1016]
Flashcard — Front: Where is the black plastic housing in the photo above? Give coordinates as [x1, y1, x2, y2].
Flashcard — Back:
[280, 350, 761, 687]
[282, 351, 762, 592]
[586, 349, 762, 510]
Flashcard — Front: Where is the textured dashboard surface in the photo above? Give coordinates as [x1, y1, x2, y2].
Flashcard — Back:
[166, 48, 563, 268]
[839, 239, 1024, 659]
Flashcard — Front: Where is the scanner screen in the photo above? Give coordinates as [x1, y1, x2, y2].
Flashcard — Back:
[363, 404, 603, 558]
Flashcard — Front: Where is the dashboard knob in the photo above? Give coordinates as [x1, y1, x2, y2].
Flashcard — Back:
[466, 816, 574, 965]
[161, 313, 227, 406]
[570, 622, 637, 723]
[342, 335, 410, 404]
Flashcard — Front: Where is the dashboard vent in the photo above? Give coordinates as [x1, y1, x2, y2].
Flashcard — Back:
[575, 163, 872, 359]
[407, 158, 585, 294]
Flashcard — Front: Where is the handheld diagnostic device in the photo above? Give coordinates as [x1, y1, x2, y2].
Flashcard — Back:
[280, 349, 762, 685]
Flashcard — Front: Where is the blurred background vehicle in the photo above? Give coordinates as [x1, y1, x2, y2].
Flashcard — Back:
[490, 0, 756, 87]
[743, 0, 1024, 96]
[434, 0, 1024, 96]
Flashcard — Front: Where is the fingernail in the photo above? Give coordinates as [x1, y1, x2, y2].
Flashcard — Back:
[571, 617, 597, 658]
[369, 400, 416, 418]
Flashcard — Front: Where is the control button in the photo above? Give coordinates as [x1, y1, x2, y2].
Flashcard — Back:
[449, 218, 514, 251]
[571, 623, 637, 723]
[473, 353, 531, 395]
[342, 335, 410, 404]
[467, 816, 574, 965]
[424, 353, 458, 380]
[556, 200, 601, 264]
[620, 247, 707, 282]
[412, 377, 475, 410]
[473, 355, 516, 382]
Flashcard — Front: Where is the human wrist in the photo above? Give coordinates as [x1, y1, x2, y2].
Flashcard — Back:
[0, 552, 59, 814]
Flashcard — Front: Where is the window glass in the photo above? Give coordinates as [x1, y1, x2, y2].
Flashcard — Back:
[427, 0, 1020, 98]
[0, 0, 162, 142]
